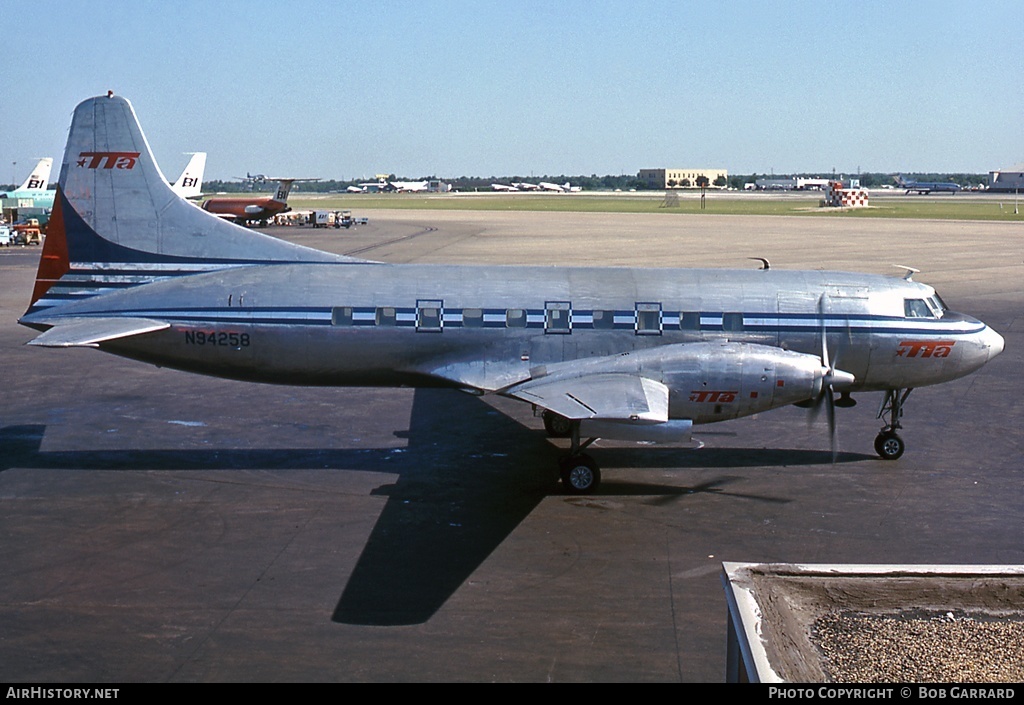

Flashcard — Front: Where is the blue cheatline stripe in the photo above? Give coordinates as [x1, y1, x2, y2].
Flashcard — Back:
[60, 305, 988, 337]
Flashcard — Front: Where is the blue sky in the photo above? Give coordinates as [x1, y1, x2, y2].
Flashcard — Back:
[2, 0, 1021, 183]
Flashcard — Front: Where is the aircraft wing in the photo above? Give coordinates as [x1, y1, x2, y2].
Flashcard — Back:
[506, 373, 669, 424]
[26, 317, 170, 348]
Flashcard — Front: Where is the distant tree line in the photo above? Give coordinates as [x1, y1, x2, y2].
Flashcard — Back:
[202, 174, 652, 193]
[0, 171, 990, 195]
[731, 172, 990, 190]
[194, 171, 990, 195]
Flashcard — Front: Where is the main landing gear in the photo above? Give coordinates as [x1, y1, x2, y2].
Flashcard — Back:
[542, 410, 573, 438]
[875, 388, 913, 460]
[548, 415, 601, 494]
[560, 452, 600, 494]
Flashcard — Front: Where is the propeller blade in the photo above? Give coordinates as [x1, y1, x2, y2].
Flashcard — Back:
[814, 292, 843, 461]
[819, 294, 831, 371]
[826, 386, 838, 462]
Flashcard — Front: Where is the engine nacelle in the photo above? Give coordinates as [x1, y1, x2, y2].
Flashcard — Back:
[527, 341, 848, 434]
[656, 341, 833, 424]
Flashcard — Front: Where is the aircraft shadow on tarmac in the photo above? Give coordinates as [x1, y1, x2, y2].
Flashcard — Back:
[0, 389, 872, 626]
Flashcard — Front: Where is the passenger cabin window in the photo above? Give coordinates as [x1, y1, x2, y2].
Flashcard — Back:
[636, 303, 662, 335]
[680, 312, 701, 331]
[723, 312, 744, 332]
[545, 302, 572, 334]
[332, 306, 353, 326]
[416, 300, 442, 332]
[904, 299, 933, 318]
[462, 308, 484, 328]
[592, 310, 615, 330]
[506, 309, 527, 328]
[376, 307, 397, 326]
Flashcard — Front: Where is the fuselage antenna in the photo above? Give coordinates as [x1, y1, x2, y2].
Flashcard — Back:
[893, 265, 920, 281]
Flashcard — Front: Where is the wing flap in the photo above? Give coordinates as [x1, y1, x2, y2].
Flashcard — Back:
[508, 373, 669, 423]
[27, 317, 170, 348]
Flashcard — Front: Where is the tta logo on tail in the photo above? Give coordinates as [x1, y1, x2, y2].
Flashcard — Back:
[76, 151, 141, 169]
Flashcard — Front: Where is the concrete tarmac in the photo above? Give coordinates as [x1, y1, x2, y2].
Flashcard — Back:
[0, 211, 1020, 682]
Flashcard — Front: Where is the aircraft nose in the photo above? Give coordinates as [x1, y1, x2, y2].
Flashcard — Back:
[984, 326, 1005, 362]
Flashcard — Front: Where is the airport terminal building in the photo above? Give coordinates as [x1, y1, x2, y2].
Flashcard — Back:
[989, 165, 1024, 192]
[639, 168, 727, 189]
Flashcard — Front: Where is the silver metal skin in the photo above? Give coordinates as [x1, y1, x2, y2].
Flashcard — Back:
[18, 96, 1005, 492]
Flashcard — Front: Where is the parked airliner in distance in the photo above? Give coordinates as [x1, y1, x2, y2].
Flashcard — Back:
[539, 181, 582, 192]
[201, 177, 317, 226]
[20, 95, 1004, 493]
[493, 182, 581, 193]
[387, 180, 430, 193]
[1, 158, 55, 209]
[895, 175, 962, 195]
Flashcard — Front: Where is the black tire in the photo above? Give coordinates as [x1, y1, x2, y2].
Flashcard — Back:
[543, 411, 573, 438]
[560, 454, 601, 494]
[874, 431, 905, 460]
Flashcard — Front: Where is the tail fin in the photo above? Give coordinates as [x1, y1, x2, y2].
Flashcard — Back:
[27, 94, 356, 316]
[170, 152, 206, 199]
[58, 94, 337, 261]
[17, 158, 53, 192]
[265, 177, 319, 205]
[272, 178, 296, 205]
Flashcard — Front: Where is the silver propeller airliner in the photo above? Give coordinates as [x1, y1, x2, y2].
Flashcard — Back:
[20, 95, 1004, 493]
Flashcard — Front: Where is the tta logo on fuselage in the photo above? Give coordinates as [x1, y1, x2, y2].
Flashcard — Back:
[77, 151, 141, 169]
[897, 340, 955, 358]
[689, 390, 737, 402]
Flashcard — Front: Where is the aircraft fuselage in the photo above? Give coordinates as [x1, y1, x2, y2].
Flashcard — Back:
[30, 262, 1001, 426]
[201, 197, 288, 223]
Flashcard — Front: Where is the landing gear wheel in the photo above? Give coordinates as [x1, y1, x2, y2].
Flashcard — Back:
[874, 431, 905, 460]
[560, 454, 601, 494]
[543, 411, 573, 438]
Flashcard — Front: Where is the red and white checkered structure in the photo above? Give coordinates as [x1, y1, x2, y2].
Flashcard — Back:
[823, 181, 869, 208]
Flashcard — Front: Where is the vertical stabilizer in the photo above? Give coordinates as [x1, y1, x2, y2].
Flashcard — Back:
[25, 95, 360, 317]
[272, 178, 296, 204]
[17, 158, 53, 192]
[171, 152, 206, 199]
[57, 94, 342, 263]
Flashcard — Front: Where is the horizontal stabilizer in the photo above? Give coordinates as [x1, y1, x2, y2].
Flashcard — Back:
[508, 373, 669, 423]
[27, 317, 170, 348]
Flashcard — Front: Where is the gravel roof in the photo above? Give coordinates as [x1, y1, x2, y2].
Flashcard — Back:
[722, 563, 1024, 683]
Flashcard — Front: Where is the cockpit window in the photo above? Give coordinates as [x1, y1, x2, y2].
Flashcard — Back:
[927, 295, 946, 318]
[904, 299, 933, 318]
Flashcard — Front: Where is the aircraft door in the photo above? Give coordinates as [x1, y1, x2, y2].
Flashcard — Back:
[823, 287, 871, 383]
[777, 291, 818, 351]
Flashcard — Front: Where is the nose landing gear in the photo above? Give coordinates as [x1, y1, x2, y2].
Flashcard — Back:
[875, 388, 912, 460]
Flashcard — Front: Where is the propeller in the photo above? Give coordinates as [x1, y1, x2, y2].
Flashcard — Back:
[808, 294, 855, 460]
